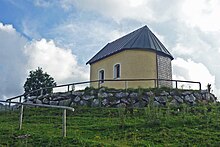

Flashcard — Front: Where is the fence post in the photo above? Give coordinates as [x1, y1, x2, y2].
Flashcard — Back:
[125, 81, 128, 90]
[19, 96, 22, 103]
[67, 85, 70, 92]
[8, 100, 11, 110]
[175, 81, 178, 89]
[19, 105, 24, 130]
[62, 109, 67, 137]
[199, 83, 202, 91]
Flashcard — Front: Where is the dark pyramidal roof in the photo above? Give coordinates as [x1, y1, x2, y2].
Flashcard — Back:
[87, 25, 173, 64]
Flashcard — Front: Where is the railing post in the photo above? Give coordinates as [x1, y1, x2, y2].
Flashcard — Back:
[199, 82, 202, 91]
[62, 109, 67, 137]
[98, 81, 100, 89]
[19, 105, 24, 130]
[125, 81, 128, 90]
[19, 96, 22, 103]
[8, 100, 11, 110]
[67, 85, 70, 92]
[175, 81, 178, 89]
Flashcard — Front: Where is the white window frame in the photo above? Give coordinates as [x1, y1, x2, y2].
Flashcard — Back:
[98, 69, 105, 83]
[113, 63, 121, 79]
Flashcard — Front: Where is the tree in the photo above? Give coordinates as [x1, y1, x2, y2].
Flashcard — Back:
[24, 67, 56, 96]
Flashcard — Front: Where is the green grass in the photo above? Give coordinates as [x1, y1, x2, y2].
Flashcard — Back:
[1, 104, 220, 146]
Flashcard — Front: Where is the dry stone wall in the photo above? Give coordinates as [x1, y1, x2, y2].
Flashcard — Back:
[25, 87, 216, 108]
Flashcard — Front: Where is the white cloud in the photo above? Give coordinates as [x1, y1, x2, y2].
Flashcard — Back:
[0, 22, 28, 99]
[180, 0, 220, 32]
[172, 58, 218, 95]
[0, 22, 89, 100]
[24, 39, 89, 84]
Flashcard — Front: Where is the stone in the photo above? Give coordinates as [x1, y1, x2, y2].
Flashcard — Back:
[155, 96, 167, 105]
[174, 96, 183, 103]
[59, 99, 72, 106]
[160, 91, 169, 96]
[102, 99, 108, 106]
[92, 99, 100, 107]
[182, 91, 192, 96]
[142, 95, 149, 102]
[29, 96, 37, 101]
[153, 101, 160, 106]
[170, 99, 178, 106]
[115, 92, 128, 98]
[108, 93, 114, 97]
[184, 94, 196, 104]
[50, 101, 58, 105]
[116, 103, 126, 108]
[42, 98, 49, 104]
[73, 91, 84, 96]
[193, 92, 203, 100]
[120, 98, 129, 105]
[79, 100, 88, 106]
[146, 91, 154, 97]
[82, 95, 95, 100]
[98, 92, 108, 98]
[35, 99, 42, 104]
[74, 96, 81, 102]
[130, 92, 138, 98]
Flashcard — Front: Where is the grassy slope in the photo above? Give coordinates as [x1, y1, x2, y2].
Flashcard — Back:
[1, 104, 220, 146]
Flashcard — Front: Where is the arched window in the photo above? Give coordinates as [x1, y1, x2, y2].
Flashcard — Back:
[114, 64, 120, 79]
[99, 70, 105, 83]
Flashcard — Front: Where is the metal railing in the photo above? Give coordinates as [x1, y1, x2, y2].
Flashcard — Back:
[6, 79, 201, 105]
[0, 100, 74, 137]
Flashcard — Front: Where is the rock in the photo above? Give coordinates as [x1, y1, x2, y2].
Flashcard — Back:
[79, 100, 88, 106]
[98, 92, 108, 98]
[29, 96, 37, 101]
[50, 101, 58, 105]
[82, 95, 94, 100]
[35, 99, 42, 104]
[116, 103, 126, 108]
[42, 98, 49, 104]
[130, 92, 138, 98]
[59, 99, 72, 106]
[184, 94, 196, 104]
[174, 96, 183, 103]
[115, 92, 128, 98]
[108, 93, 114, 97]
[182, 91, 192, 96]
[73, 91, 84, 96]
[102, 99, 108, 106]
[170, 99, 178, 106]
[74, 96, 81, 102]
[92, 99, 100, 107]
[153, 101, 160, 106]
[142, 95, 149, 102]
[146, 91, 154, 97]
[120, 98, 129, 105]
[193, 92, 203, 100]
[160, 91, 169, 96]
[155, 96, 167, 105]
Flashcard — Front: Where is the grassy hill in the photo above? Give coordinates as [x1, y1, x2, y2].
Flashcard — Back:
[1, 104, 220, 146]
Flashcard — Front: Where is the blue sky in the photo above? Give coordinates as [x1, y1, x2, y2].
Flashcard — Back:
[1, 0, 220, 99]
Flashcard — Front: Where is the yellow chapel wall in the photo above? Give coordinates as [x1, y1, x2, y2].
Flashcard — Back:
[90, 49, 157, 89]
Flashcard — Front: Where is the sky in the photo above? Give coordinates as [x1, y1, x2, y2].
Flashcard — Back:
[1, 0, 220, 100]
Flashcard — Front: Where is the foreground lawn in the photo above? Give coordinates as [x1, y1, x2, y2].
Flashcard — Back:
[1, 104, 220, 146]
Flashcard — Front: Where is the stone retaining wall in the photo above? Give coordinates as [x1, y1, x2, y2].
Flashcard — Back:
[25, 87, 217, 108]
